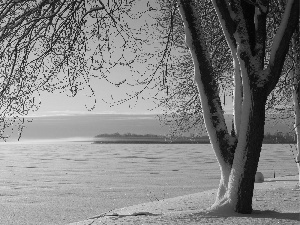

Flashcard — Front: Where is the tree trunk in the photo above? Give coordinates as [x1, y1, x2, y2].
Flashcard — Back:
[294, 84, 300, 186]
[179, 0, 299, 214]
[229, 91, 267, 213]
[294, 76, 300, 186]
[292, 24, 300, 186]
[210, 89, 267, 213]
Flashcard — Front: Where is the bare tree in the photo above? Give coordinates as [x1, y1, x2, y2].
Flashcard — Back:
[156, 0, 234, 137]
[1, 0, 299, 214]
[0, 0, 99, 139]
[159, 1, 297, 136]
[178, 0, 299, 213]
[0, 0, 163, 138]
[157, 1, 300, 190]
[291, 24, 300, 187]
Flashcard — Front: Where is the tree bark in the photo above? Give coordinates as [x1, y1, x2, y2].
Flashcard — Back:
[229, 89, 267, 213]
[178, 0, 299, 214]
[292, 24, 300, 186]
[294, 78, 300, 186]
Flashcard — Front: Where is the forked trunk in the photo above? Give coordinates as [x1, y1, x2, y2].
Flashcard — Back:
[211, 90, 267, 213]
[179, 0, 299, 214]
[229, 91, 267, 213]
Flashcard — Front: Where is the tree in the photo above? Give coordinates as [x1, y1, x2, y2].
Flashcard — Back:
[0, 0, 163, 138]
[0, 0, 98, 139]
[291, 23, 300, 187]
[158, 0, 300, 189]
[178, 0, 299, 214]
[156, 1, 233, 137]
[1, 0, 299, 214]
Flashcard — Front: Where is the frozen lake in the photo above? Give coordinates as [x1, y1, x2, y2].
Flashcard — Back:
[0, 142, 298, 224]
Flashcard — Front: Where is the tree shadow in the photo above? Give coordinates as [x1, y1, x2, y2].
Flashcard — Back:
[264, 179, 298, 182]
[249, 210, 299, 221]
[189, 210, 299, 222]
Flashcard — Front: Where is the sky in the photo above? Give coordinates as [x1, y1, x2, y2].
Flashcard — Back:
[12, 81, 170, 142]
[1, 1, 171, 142]
[13, 114, 168, 142]
[26, 0, 166, 117]
[24, 0, 236, 119]
[1, 1, 290, 143]
[32, 80, 234, 117]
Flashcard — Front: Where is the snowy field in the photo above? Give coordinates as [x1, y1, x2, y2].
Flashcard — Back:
[0, 142, 298, 224]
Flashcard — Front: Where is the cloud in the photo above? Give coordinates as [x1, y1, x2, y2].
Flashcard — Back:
[25, 110, 161, 118]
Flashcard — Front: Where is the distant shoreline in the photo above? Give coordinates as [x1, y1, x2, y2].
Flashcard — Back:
[93, 141, 211, 144]
[93, 132, 297, 144]
[93, 142, 297, 144]
[92, 137, 297, 145]
[93, 137, 210, 144]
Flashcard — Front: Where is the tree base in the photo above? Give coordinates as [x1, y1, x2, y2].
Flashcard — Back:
[209, 192, 253, 214]
[208, 198, 237, 215]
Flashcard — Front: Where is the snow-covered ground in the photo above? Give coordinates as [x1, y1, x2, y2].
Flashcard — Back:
[71, 175, 299, 225]
[0, 142, 298, 224]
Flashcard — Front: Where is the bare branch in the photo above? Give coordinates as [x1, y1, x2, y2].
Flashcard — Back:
[266, 0, 299, 94]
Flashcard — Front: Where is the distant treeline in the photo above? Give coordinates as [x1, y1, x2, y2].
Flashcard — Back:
[95, 132, 164, 138]
[94, 132, 210, 144]
[95, 132, 297, 144]
[263, 132, 296, 144]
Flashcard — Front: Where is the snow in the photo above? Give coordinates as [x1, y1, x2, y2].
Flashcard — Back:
[71, 175, 300, 224]
[212, 2, 244, 137]
[269, 0, 295, 65]
[179, 2, 238, 212]
[292, 66, 300, 184]
[178, 5, 217, 144]
[227, 43, 252, 206]
[178, 2, 228, 169]
[232, 50, 242, 137]
[179, 0, 283, 213]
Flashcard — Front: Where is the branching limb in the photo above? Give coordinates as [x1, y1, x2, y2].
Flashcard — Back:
[266, 0, 299, 95]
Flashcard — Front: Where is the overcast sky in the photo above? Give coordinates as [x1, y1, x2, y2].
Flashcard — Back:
[8, 114, 167, 143]
[3, 1, 238, 143]
[24, 0, 235, 118]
